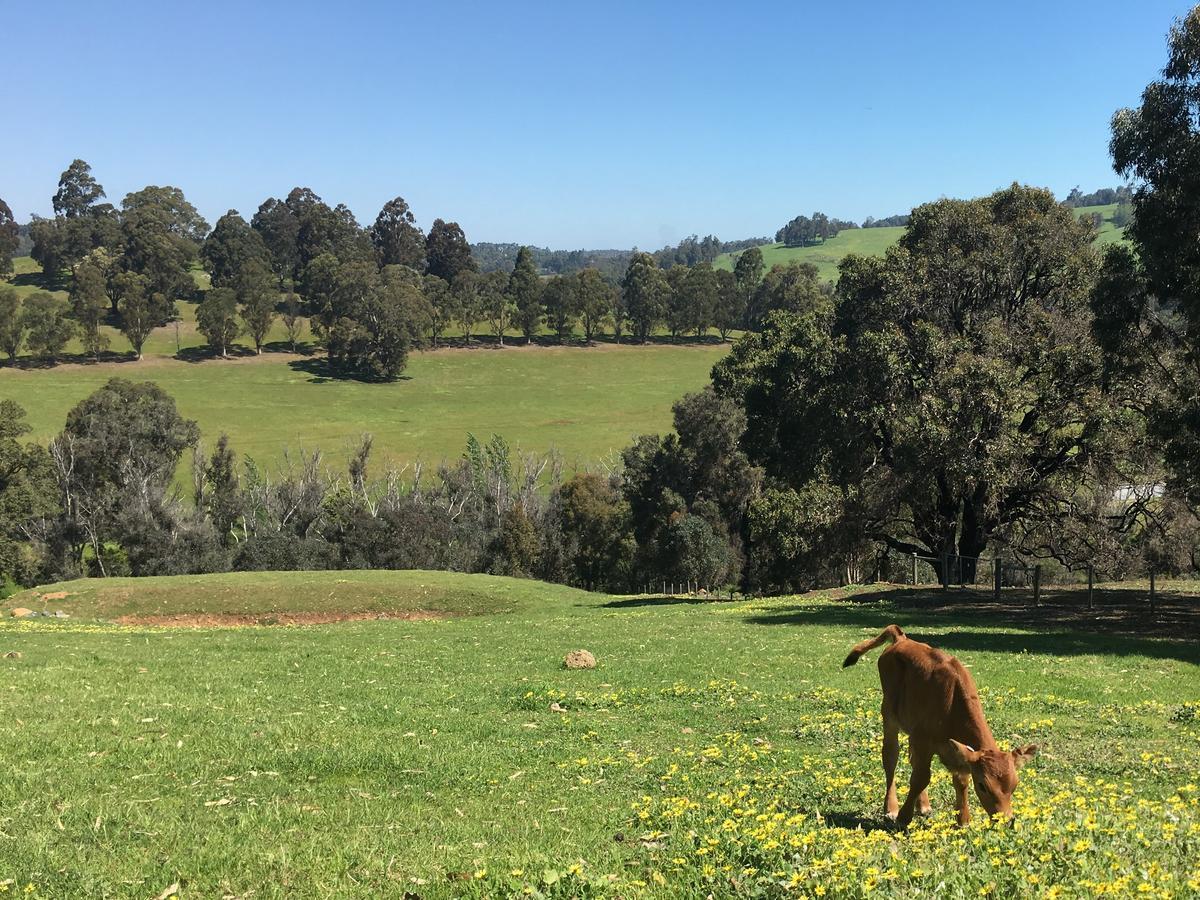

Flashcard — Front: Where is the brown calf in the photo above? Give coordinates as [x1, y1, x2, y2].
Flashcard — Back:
[843, 625, 1037, 826]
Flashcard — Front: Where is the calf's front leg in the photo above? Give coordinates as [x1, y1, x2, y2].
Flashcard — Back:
[895, 740, 932, 828]
[953, 772, 971, 826]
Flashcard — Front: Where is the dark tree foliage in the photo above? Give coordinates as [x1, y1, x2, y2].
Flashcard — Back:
[236, 257, 278, 354]
[0, 287, 24, 362]
[51, 379, 200, 576]
[52, 159, 106, 219]
[21, 292, 75, 362]
[324, 260, 421, 380]
[196, 287, 241, 358]
[251, 197, 301, 283]
[285, 188, 371, 270]
[622, 252, 669, 343]
[0, 401, 58, 584]
[113, 272, 172, 359]
[1063, 185, 1134, 208]
[541, 274, 579, 343]
[712, 268, 742, 341]
[861, 214, 910, 228]
[70, 261, 111, 360]
[775, 212, 852, 247]
[471, 243, 631, 279]
[732, 246, 764, 324]
[29, 216, 67, 281]
[1104, 7, 1200, 503]
[202, 210, 270, 289]
[509, 246, 543, 343]
[575, 268, 612, 342]
[655, 234, 723, 268]
[371, 196, 426, 270]
[747, 261, 828, 331]
[426, 219, 476, 282]
[0, 198, 18, 276]
[556, 472, 635, 590]
[621, 388, 759, 586]
[715, 184, 1127, 586]
[120, 185, 208, 303]
[421, 274, 455, 348]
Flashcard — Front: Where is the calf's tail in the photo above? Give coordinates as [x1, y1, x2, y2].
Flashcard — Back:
[842, 624, 906, 668]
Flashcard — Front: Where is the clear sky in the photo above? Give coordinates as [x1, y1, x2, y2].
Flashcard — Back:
[2, 0, 1190, 250]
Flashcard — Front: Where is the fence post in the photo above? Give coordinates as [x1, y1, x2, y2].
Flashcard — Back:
[911, 552, 918, 586]
[1033, 565, 1042, 607]
[1149, 570, 1156, 615]
[940, 553, 949, 592]
[993, 557, 1001, 600]
[1087, 565, 1094, 611]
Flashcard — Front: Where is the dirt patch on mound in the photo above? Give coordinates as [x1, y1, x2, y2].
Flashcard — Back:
[115, 610, 448, 628]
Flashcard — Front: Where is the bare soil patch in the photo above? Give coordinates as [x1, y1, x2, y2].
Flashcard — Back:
[115, 610, 449, 628]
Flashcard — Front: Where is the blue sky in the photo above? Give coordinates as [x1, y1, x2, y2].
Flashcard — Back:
[2, 0, 1190, 249]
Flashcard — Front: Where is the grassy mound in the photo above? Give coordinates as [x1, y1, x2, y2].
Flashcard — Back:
[3, 569, 592, 623]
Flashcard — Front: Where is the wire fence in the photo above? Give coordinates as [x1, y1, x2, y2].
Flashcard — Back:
[880, 551, 1183, 614]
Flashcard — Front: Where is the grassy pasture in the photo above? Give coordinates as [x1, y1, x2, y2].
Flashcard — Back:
[714, 204, 1129, 281]
[0, 342, 725, 473]
[0, 573, 1196, 897]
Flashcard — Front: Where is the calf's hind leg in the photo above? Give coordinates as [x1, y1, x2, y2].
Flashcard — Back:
[881, 705, 900, 819]
[910, 743, 932, 816]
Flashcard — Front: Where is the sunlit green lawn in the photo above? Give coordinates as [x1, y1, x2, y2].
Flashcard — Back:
[0, 573, 1196, 897]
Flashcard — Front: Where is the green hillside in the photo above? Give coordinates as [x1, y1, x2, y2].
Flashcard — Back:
[715, 203, 1129, 281]
[714, 226, 904, 282]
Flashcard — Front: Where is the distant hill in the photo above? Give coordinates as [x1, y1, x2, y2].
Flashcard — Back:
[714, 204, 1129, 282]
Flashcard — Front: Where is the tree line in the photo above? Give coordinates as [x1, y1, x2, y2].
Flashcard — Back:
[0, 164, 837, 377]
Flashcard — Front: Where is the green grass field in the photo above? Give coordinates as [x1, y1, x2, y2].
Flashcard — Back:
[0, 342, 725, 473]
[0, 572, 1196, 897]
[715, 204, 1129, 281]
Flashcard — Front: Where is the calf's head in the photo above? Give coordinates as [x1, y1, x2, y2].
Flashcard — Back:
[946, 740, 1038, 818]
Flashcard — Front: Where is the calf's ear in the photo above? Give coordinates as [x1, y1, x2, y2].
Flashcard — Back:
[1011, 744, 1039, 769]
[945, 739, 981, 769]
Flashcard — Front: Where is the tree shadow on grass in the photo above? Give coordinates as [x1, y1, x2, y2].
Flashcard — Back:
[741, 587, 1200, 664]
[600, 595, 721, 609]
[286, 356, 411, 385]
[3, 349, 140, 368]
[175, 345, 258, 364]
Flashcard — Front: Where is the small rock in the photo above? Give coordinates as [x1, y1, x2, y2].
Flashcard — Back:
[9, 608, 32, 618]
[51, 610, 69, 619]
[682, 727, 694, 734]
[3, 651, 21, 659]
[563, 649, 597, 669]
[549, 702, 567, 713]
